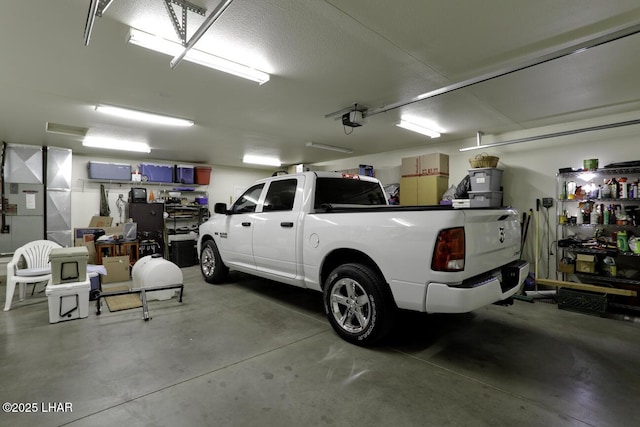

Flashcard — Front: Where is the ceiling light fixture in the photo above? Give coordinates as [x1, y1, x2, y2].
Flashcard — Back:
[243, 154, 281, 167]
[306, 142, 353, 154]
[45, 122, 88, 138]
[396, 116, 444, 138]
[83, 137, 151, 153]
[128, 28, 270, 85]
[95, 104, 194, 127]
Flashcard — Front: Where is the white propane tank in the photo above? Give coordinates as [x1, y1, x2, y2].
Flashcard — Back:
[131, 255, 183, 301]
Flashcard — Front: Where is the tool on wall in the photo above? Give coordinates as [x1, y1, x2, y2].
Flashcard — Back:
[1, 141, 8, 233]
[100, 184, 110, 217]
[520, 209, 532, 259]
[116, 194, 126, 224]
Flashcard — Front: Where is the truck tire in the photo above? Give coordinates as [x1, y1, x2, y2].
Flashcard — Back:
[324, 263, 395, 346]
[200, 240, 229, 284]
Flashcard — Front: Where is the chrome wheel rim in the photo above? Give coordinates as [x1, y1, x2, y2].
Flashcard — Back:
[329, 278, 371, 334]
[201, 246, 215, 277]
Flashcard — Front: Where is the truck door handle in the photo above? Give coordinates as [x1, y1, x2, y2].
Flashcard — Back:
[241, 222, 251, 227]
[280, 222, 294, 228]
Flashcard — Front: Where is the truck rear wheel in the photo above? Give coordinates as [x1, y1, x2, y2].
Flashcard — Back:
[324, 263, 395, 346]
[200, 240, 229, 284]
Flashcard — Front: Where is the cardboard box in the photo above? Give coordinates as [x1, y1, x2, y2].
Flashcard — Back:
[417, 175, 449, 205]
[557, 261, 575, 274]
[576, 254, 596, 274]
[89, 216, 113, 227]
[400, 176, 418, 205]
[74, 226, 124, 264]
[400, 175, 449, 206]
[419, 153, 449, 176]
[101, 256, 131, 284]
[401, 156, 420, 177]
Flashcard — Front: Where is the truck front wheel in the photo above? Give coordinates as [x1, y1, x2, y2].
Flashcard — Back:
[200, 240, 229, 284]
[324, 263, 395, 346]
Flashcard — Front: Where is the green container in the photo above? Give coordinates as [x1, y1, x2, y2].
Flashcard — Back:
[583, 159, 598, 170]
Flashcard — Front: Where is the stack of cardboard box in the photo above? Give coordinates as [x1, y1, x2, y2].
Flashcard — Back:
[399, 153, 449, 205]
[73, 216, 130, 284]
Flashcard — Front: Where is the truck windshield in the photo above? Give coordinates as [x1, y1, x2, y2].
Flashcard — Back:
[314, 177, 387, 208]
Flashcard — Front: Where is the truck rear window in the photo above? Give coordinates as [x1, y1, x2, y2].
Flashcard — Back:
[314, 177, 387, 208]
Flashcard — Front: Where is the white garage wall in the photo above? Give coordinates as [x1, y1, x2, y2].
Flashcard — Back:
[70, 154, 270, 229]
[313, 111, 640, 278]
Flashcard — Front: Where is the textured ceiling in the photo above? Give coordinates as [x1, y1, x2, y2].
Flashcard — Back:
[1, 0, 640, 168]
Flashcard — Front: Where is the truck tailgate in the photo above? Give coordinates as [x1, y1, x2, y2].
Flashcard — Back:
[463, 209, 521, 272]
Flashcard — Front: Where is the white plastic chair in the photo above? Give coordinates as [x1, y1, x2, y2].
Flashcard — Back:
[4, 240, 62, 311]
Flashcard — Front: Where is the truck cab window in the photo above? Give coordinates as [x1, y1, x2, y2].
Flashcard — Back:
[263, 179, 296, 211]
[314, 178, 387, 208]
[232, 184, 264, 213]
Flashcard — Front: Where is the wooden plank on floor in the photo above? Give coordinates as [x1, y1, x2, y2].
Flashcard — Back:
[536, 278, 637, 297]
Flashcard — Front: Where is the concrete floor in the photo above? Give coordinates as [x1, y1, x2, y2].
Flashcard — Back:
[1, 267, 640, 427]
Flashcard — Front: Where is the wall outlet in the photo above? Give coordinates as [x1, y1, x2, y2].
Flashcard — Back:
[542, 197, 553, 208]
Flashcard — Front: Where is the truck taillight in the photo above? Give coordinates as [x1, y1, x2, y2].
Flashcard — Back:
[432, 227, 465, 271]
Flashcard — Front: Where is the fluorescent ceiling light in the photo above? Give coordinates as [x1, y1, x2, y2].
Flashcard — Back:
[243, 155, 281, 167]
[95, 104, 194, 127]
[83, 136, 151, 153]
[45, 122, 88, 137]
[128, 28, 270, 85]
[306, 142, 353, 154]
[396, 115, 444, 138]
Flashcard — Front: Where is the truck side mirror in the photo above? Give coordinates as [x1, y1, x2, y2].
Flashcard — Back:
[214, 203, 229, 214]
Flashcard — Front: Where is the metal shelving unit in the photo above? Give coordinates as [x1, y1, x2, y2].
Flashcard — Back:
[546, 166, 640, 312]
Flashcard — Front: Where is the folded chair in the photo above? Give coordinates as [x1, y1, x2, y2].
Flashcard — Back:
[4, 240, 62, 311]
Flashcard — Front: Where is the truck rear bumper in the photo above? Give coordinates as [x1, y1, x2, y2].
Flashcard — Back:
[425, 260, 529, 313]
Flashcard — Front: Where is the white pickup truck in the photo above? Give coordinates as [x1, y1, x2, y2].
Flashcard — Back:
[198, 172, 529, 345]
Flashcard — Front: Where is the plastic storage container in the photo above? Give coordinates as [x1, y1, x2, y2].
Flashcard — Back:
[49, 246, 89, 285]
[131, 255, 183, 301]
[194, 166, 212, 185]
[88, 162, 132, 181]
[175, 165, 195, 184]
[469, 190, 503, 207]
[169, 240, 197, 267]
[140, 163, 174, 183]
[468, 168, 503, 192]
[45, 278, 90, 323]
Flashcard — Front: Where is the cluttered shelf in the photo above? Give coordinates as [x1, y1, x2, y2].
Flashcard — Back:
[563, 244, 640, 257]
[558, 165, 640, 178]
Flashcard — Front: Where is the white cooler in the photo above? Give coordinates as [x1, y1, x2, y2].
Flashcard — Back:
[46, 279, 90, 323]
[49, 246, 89, 285]
[131, 256, 183, 301]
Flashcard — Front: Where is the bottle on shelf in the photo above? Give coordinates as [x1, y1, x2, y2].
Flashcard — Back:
[603, 256, 617, 277]
[617, 231, 629, 252]
[610, 178, 618, 199]
[590, 206, 599, 225]
[619, 177, 628, 199]
[601, 180, 611, 199]
[604, 206, 610, 224]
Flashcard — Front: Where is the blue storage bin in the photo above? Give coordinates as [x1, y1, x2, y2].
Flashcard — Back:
[140, 163, 174, 183]
[175, 165, 195, 184]
[88, 162, 131, 181]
